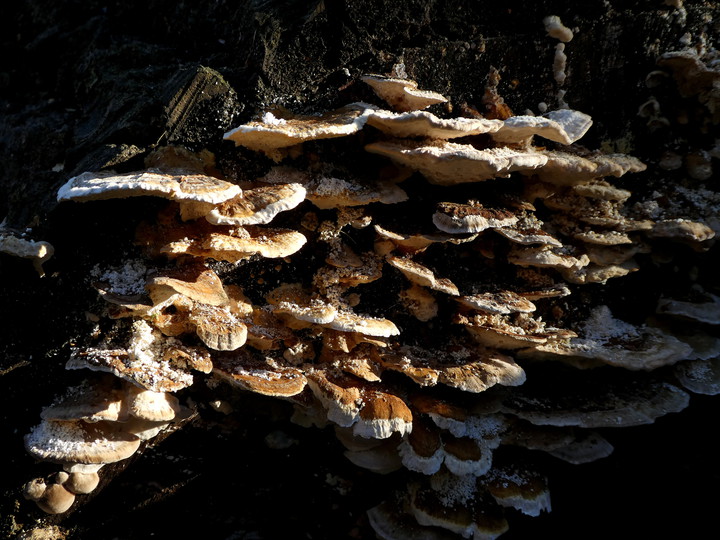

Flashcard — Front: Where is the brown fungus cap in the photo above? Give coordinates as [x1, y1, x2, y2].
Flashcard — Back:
[381, 345, 525, 393]
[273, 298, 338, 327]
[387, 256, 459, 296]
[320, 343, 383, 382]
[305, 175, 408, 209]
[582, 244, 640, 265]
[572, 181, 632, 202]
[400, 426, 494, 477]
[361, 75, 448, 112]
[657, 49, 720, 100]
[156, 223, 307, 263]
[366, 109, 502, 139]
[560, 260, 640, 285]
[572, 230, 634, 246]
[397, 417, 444, 474]
[305, 370, 412, 439]
[459, 315, 551, 350]
[323, 310, 400, 338]
[365, 140, 548, 186]
[507, 245, 590, 270]
[457, 291, 537, 315]
[146, 266, 229, 307]
[483, 463, 551, 517]
[188, 302, 248, 351]
[409, 481, 509, 540]
[23, 480, 76, 514]
[57, 169, 241, 204]
[433, 202, 518, 234]
[374, 224, 478, 256]
[494, 225, 563, 247]
[124, 385, 184, 422]
[399, 284, 439, 322]
[205, 183, 307, 226]
[213, 349, 308, 397]
[66, 320, 208, 392]
[40, 378, 127, 423]
[223, 102, 375, 158]
[62, 471, 101, 495]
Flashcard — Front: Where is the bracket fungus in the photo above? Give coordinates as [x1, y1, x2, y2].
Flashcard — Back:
[57, 170, 241, 204]
[21, 55, 718, 540]
[365, 140, 548, 186]
[492, 109, 592, 146]
[0, 228, 54, 276]
[361, 75, 449, 112]
[223, 103, 376, 160]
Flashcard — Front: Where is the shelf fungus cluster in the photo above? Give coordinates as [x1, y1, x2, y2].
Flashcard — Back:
[23, 73, 718, 539]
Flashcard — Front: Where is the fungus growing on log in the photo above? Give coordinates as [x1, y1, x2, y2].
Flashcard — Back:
[18, 41, 718, 540]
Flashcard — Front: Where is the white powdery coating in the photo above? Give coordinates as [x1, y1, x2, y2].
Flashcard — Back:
[675, 358, 720, 395]
[431, 473, 479, 507]
[67, 321, 196, 392]
[261, 112, 287, 125]
[24, 420, 139, 464]
[312, 176, 361, 197]
[91, 260, 149, 295]
[463, 415, 506, 447]
[128, 319, 166, 365]
[580, 305, 640, 344]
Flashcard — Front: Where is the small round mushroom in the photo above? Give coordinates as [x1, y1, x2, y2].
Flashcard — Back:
[23, 479, 76, 514]
[62, 471, 101, 494]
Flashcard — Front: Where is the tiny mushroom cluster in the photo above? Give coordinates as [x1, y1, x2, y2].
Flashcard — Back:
[22, 64, 718, 539]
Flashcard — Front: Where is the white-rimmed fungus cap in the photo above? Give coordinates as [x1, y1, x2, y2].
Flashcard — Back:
[366, 140, 548, 185]
[57, 170, 241, 204]
[361, 75, 448, 112]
